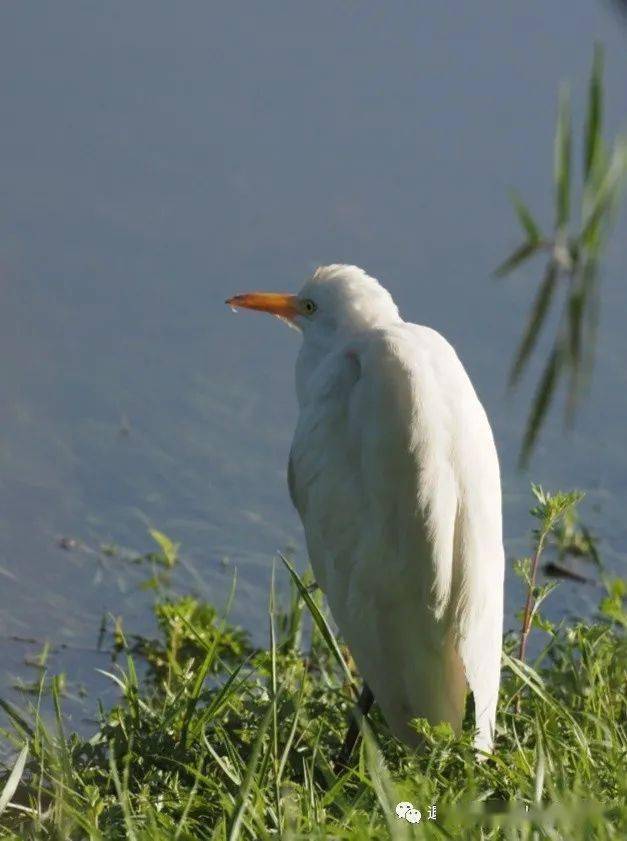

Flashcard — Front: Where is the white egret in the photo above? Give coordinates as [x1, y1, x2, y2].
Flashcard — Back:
[226, 265, 504, 756]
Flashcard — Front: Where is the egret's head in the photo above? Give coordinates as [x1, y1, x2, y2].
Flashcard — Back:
[226, 264, 400, 340]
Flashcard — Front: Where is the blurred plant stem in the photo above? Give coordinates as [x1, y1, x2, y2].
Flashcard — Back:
[496, 44, 627, 465]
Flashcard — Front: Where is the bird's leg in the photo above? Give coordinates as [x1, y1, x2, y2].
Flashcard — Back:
[333, 683, 375, 775]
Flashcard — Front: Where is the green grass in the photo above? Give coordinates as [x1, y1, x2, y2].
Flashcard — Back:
[0, 511, 625, 839]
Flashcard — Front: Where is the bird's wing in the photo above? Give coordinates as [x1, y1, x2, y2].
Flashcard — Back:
[289, 323, 504, 749]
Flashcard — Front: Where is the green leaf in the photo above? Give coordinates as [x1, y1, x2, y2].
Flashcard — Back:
[179, 639, 219, 749]
[581, 140, 627, 244]
[226, 692, 279, 841]
[279, 553, 355, 692]
[513, 557, 533, 585]
[494, 240, 540, 278]
[52, 675, 73, 786]
[564, 278, 588, 423]
[0, 743, 28, 817]
[361, 722, 411, 841]
[519, 344, 563, 466]
[567, 285, 586, 366]
[509, 190, 541, 243]
[530, 485, 584, 537]
[584, 44, 603, 181]
[0, 698, 34, 738]
[554, 85, 572, 229]
[149, 528, 179, 568]
[108, 742, 138, 841]
[139, 573, 169, 591]
[509, 261, 559, 386]
[532, 612, 556, 634]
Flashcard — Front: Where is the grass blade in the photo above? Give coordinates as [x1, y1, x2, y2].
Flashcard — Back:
[565, 285, 585, 405]
[277, 667, 307, 784]
[174, 754, 204, 840]
[361, 722, 409, 841]
[278, 553, 355, 693]
[581, 140, 627, 243]
[0, 698, 34, 739]
[519, 344, 562, 466]
[52, 676, 72, 788]
[554, 85, 572, 229]
[494, 241, 540, 278]
[205, 657, 252, 719]
[0, 744, 28, 817]
[226, 692, 280, 841]
[510, 190, 541, 243]
[149, 528, 179, 568]
[109, 742, 138, 841]
[179, 569, 240, 747]
[509, 261, 559, 386]
[584, 44, 603, 181]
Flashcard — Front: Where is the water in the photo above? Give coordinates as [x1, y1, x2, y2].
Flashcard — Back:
[0, 3, 626, 724]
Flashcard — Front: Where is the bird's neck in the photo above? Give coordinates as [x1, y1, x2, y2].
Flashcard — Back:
[294, 330, 362, 407]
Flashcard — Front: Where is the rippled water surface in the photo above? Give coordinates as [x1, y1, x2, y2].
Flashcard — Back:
[1, 3, 626, 722]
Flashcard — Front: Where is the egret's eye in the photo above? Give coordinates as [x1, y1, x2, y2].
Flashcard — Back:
[301, 298, 317, 315]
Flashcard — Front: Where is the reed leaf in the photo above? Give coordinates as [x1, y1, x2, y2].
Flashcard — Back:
[509, 261, 559, 387]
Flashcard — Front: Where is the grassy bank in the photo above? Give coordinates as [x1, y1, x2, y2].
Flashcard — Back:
[0, 498, 625, 839]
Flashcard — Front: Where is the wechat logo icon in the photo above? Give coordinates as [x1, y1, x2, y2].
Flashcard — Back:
[395, 802, 421, 824]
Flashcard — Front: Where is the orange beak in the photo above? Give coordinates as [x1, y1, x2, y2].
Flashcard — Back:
[225, 291, 299, 320]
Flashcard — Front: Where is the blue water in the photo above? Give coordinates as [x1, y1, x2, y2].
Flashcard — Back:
[0, 2, 625, 725]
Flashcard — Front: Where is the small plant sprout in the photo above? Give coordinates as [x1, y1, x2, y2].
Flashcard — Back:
[517, 485, 585, 665]
[496, 45, 627, 464]
[148, 529, 180, 569]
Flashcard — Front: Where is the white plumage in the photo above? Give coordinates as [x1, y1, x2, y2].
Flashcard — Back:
[227, 264, 505, 752]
